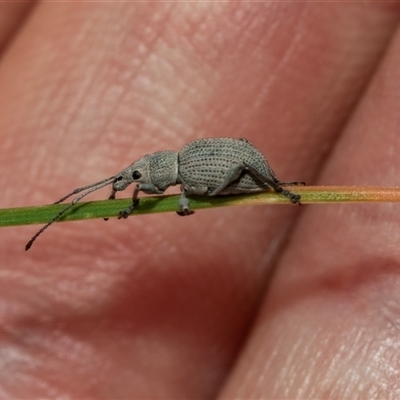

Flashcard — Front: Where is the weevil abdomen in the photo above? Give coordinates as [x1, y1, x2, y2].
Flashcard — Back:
[178, 138, 277, 195]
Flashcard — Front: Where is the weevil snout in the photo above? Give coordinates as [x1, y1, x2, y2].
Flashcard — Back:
[112, 173, 132, 191]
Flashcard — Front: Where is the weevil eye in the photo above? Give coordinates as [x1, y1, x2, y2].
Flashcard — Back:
[132, 170, 141, 180]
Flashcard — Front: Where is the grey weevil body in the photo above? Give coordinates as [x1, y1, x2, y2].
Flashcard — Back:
[26, 137, 304, 250]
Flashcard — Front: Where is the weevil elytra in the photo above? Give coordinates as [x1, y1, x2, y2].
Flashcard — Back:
[25, 137, 304, 250]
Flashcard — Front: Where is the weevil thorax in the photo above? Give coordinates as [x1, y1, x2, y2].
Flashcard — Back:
[112, 150, 179, 192]
[147, 150, 179, 190]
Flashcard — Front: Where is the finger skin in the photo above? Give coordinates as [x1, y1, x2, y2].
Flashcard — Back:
[220, 10, 400, 400]
[0, 2, 35, 53]
[0, 2, 399, 398]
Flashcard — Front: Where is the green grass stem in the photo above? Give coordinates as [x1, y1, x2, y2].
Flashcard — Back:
[1, 186, 400, 228]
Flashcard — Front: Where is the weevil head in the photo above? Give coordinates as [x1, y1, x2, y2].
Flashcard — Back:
[112, 156, 149, 192]
[112, 151, 179, 193]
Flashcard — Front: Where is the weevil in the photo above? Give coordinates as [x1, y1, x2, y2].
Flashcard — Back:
[25, 137, 304, 250]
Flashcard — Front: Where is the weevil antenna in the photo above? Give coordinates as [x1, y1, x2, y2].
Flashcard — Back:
[54, 176, 115, 204]
[25, 177, 116, 251]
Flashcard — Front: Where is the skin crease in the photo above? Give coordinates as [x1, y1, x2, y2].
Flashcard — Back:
[1, 2, 400, 399]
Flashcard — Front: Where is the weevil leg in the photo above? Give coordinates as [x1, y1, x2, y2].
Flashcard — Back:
[118, 185, 141, 219]
[177, 189, 195, 216]
[209, 162, 301, 205]
[243, 163, 302, 205]
[108, 189, 116, 200]
[104, 189, 117, 221]
[208, 163, 245, 196]
[118, 183, 165, 219]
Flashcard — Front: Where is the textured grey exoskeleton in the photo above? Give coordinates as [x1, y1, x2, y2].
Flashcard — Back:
[25, 137, 304, 250]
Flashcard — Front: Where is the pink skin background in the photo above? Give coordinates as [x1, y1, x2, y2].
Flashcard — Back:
[1, 2, 400, 399]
